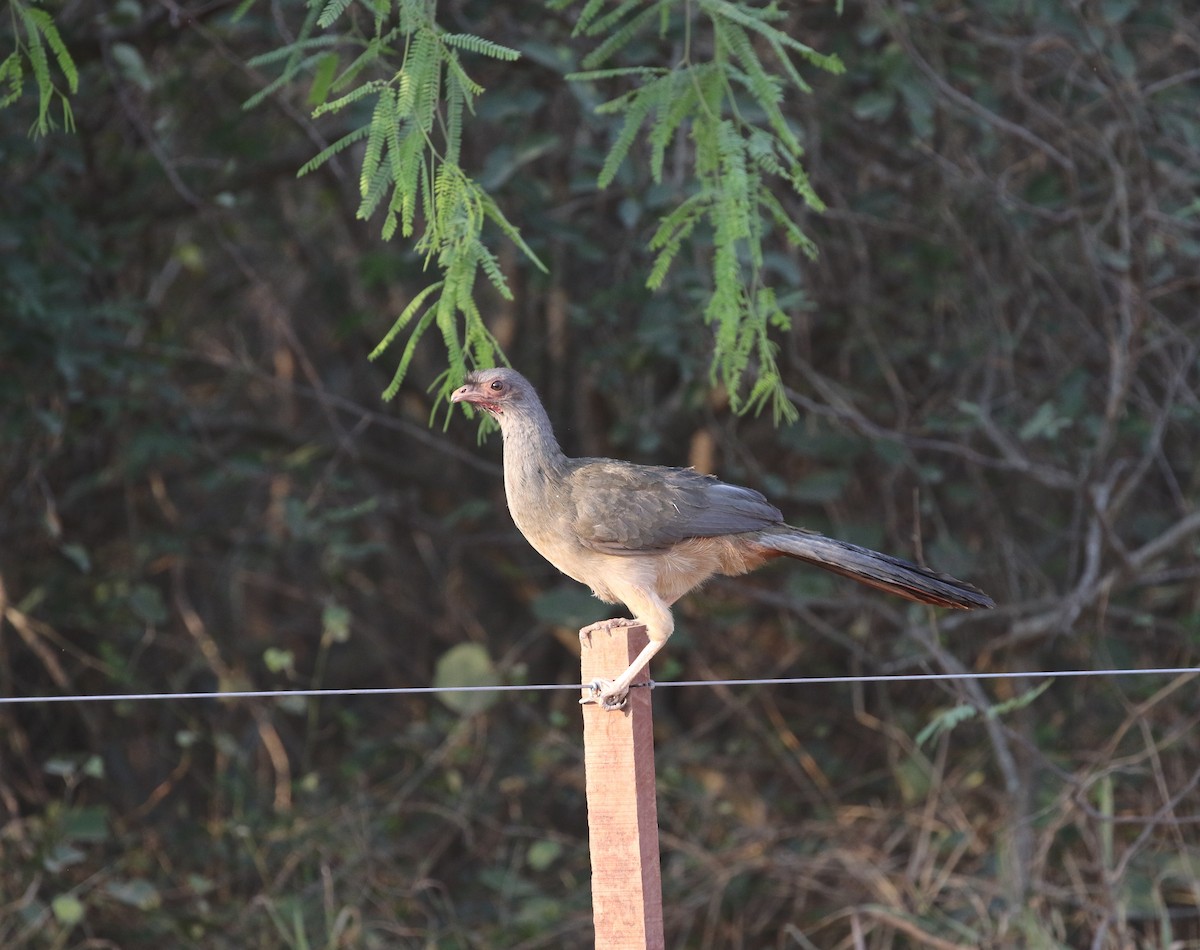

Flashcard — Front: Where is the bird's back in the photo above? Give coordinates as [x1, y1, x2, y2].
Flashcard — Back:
[562, 459, 784, 555]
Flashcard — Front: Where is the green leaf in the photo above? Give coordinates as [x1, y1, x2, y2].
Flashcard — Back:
[51, 894, 85, 927]
[307, 50, 339, 107]
[263, 647, 295, 674]
[647, 192, 708, 289]
[1019, 402, 1073, 441]
[596, 77, 666, 188]
[44, 844, 86, 873]
[309, 78, 385, 118]
[440, 33, 521, 61]
[918, 680, 1055, 746]
[103, 879, 161, 911]
[702, 0, 844, 74]
[316, 0, 354, 29]
[321, 602, 352, 644]
[434, 643, 500, 715]
[987, 678, 1055, 718]
[21, 10, 51, 134]
[60, 542, 91, 573]
[566, 66, 669, 82]
[527, 840, 563, 871]
[297, 124, 371, 177]
[359, 89, 394, 202]
[481, 193, 548, 274]
[63, 805, 109, 842]
[580, 3, 663, 69]
[245, 35, 339, 69]
[916, 703, 977, 747]
[28, 8, 76, 93]
[379, 296, 440, 401]
[0, 52, 23, 107]
[570, 0, 622, 36]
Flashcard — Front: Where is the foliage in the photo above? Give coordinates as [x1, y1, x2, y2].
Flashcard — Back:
[2, 0, 1200, 948]
[916, 677, 1055, 747]
[247, 0, 546, 403]
[561, 0, 841, 420]
[0, 0, 77, 134]
[241, 0, 841, 417]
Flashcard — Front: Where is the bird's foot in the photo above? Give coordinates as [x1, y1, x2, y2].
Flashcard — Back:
[579, 678, 630, 711]
[578, 617, 642, 644]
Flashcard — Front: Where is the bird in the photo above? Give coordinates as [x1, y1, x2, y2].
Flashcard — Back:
[450, 368, 994, 710]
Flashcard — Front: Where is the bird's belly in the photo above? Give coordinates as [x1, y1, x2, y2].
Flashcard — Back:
[655, 536, 773, 602]
[650, 541, 723, 603]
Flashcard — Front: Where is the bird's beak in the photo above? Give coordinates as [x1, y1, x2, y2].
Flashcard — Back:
[451, 382, 500, 415]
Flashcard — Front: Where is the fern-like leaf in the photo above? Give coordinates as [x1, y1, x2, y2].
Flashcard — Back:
[409, 29, 441, 137]
[245, 35, 339, 69]
[358, 90, 394, 201]
[440, 34, 520, 61]
[481, 194, 549, 274]
[316, 0, 355, 29]
[25, 7, 76, 93]
[442, 50, 485, 101]
[244, 49, 336, 110]
[647, 192, 708, 289]
[0, 53, 23, 107]
[358, 160, 395, 223]
[370, 281, 445, 360]
[297, 123, 372, 176]
[597, 74, 674, 189]
[714, 119, 752, 246]
[717, 21, 782, 109]
[329, 24, 398, 93]
[758, 189, 818, 259]
[436, 275, 467, 370]
[702, 0, 844, 74]
[566, 66, 669, 82]
[397, 132, 425, 236]
[580, 3, 663, 70]
[443, 75, 465, 165]
[570, 0, 616, 36]
[647, 69, 697, 183]
[311, 78, 385, 118]
[475, 241, 512, 300]
[381, 297, 441, 401]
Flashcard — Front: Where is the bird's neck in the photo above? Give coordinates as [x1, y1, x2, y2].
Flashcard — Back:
[499, 408, 569, 504]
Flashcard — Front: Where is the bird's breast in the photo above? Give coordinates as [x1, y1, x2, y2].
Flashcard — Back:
[504, 465, 578, 553]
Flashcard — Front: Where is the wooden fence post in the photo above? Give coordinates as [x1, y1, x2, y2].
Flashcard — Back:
[580, 623, 665, 949]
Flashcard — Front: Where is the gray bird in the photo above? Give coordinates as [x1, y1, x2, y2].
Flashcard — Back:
[451, 368, 994, 710]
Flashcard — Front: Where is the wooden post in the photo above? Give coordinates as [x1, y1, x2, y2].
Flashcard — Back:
[580, 623, 665, 949]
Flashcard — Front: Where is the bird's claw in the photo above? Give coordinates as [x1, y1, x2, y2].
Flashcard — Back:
[579, 678, 629, 710]
[578, 617, 641, 645]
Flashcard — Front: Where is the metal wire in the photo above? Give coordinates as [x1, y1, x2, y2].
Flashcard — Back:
[1, 666, 1196, 705]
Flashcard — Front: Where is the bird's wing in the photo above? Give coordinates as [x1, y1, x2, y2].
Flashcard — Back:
[563, 459, 783, 554]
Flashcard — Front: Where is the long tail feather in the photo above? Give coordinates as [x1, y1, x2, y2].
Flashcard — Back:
[756, 527, 995, 610]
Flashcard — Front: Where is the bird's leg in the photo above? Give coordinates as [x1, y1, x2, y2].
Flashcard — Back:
[580, 637, 664, 710]
[580, 587, 673, 711]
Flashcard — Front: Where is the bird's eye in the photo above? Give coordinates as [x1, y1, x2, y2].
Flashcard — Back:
[489, 379, 504, 392]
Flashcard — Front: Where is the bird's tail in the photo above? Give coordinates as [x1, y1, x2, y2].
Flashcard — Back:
[754, 526, 995, 610]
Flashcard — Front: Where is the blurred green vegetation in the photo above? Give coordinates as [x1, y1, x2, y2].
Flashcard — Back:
[2, 1, 1199, 947]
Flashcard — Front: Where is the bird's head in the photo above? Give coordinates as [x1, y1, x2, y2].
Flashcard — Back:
[450, 368, 535, 420]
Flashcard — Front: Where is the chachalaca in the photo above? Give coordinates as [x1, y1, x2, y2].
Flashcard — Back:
[451, 368, 994, 710]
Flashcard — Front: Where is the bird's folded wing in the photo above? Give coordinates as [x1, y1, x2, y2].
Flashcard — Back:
[564, 460, 784, 554]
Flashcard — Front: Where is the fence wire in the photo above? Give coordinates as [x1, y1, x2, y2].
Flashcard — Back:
[1, 666, 1196, 705]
